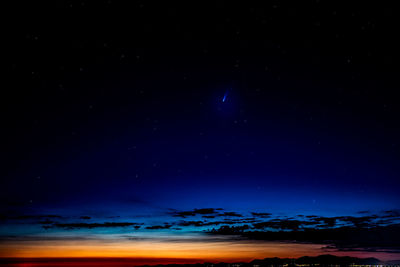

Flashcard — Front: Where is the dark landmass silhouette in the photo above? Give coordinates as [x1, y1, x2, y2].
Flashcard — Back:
[137, 255, 387, 267]
[0, 255, 393, 267]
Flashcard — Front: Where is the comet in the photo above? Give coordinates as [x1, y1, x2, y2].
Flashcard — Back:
[222, 90, 229, 102]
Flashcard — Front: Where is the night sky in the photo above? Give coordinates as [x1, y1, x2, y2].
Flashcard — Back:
[1, 1, 400, 263]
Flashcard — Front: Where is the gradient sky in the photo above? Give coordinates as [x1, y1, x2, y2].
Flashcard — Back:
[2, 1, 400, 263]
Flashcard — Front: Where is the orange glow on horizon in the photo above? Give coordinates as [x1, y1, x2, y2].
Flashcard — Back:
[2, 235, 399, 263]
[0, 238, 325, 261]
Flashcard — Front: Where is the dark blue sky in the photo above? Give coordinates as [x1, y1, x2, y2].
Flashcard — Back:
[2, 1, 400, 261]
[3, 76, 399, 216]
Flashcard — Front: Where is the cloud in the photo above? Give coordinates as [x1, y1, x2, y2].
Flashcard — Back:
[220, 212, 243, 217]
[253, 219, 318, 231]
[0, 214, 65, 225]
[335, 215, 378, 227]
[172, 209, 245, 219]
[178, 209, 400, 253]
[312, 217, 337, 227]
[38, 219, 55, 225]
[5, 208, 400, 254]
[207, 223, 400, 253]
[171, 208, 221, 218]
[53, 222, 140, 229]
[177, 220, 239, 227]
[208, 225, 250, 234]
[251, 212, 272, 218]
[241, 218, 261, 223]
[146, 224, 173, 230]
[383, 209, 400, 218]
[178, 221, 204, 227]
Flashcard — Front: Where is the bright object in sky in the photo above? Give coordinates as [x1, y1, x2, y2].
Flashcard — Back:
[222, 90, 229, 102]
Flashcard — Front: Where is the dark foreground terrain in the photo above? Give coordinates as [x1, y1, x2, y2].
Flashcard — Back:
[0, 255, 398, 267]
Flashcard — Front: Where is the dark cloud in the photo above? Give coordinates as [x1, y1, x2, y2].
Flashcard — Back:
[194, 208, 220, 214]
[208, 225, 250, 234]
[172, 211, 198, 218]
[177, 220, 239, 227]
[207, 223, 400, 253]
[253, 219, 318, 231]
[304, 214, 400, 229]
[247, 214, 400, 231]
[251, 212, 272, 218]
[220, 212, 243, 217]
[178, 221, 204, 227]
[383, 209, 400, 218]
[53, 222, 140, 229]
[124, 236, 153, 241]
[170, 208, 244, 219]
[187, 210, 400, 253]
[312, 217, 337, 227]
[241, 218, 261, 223]
[160, 210, 400, 240]
[146, 224, 172, 230]
[6, 207, 400, 255]
[38, 219, 54, 225]
[0, 214, 65, 224]
[336, 215, 378, 228]
[171, 208, 221, 218]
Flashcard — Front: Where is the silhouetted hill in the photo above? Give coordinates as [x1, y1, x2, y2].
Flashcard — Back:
[139, 255, 384, 267]
[251, 255, 381, 266]
[296, 255, 381, 265]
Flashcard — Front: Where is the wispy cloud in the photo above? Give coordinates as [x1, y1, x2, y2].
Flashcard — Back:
[2, 208, 400, 255]
[52, 222, 142, 229]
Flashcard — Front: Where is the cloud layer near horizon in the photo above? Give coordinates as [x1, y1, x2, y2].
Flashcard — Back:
[1, 208, 400, 259]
